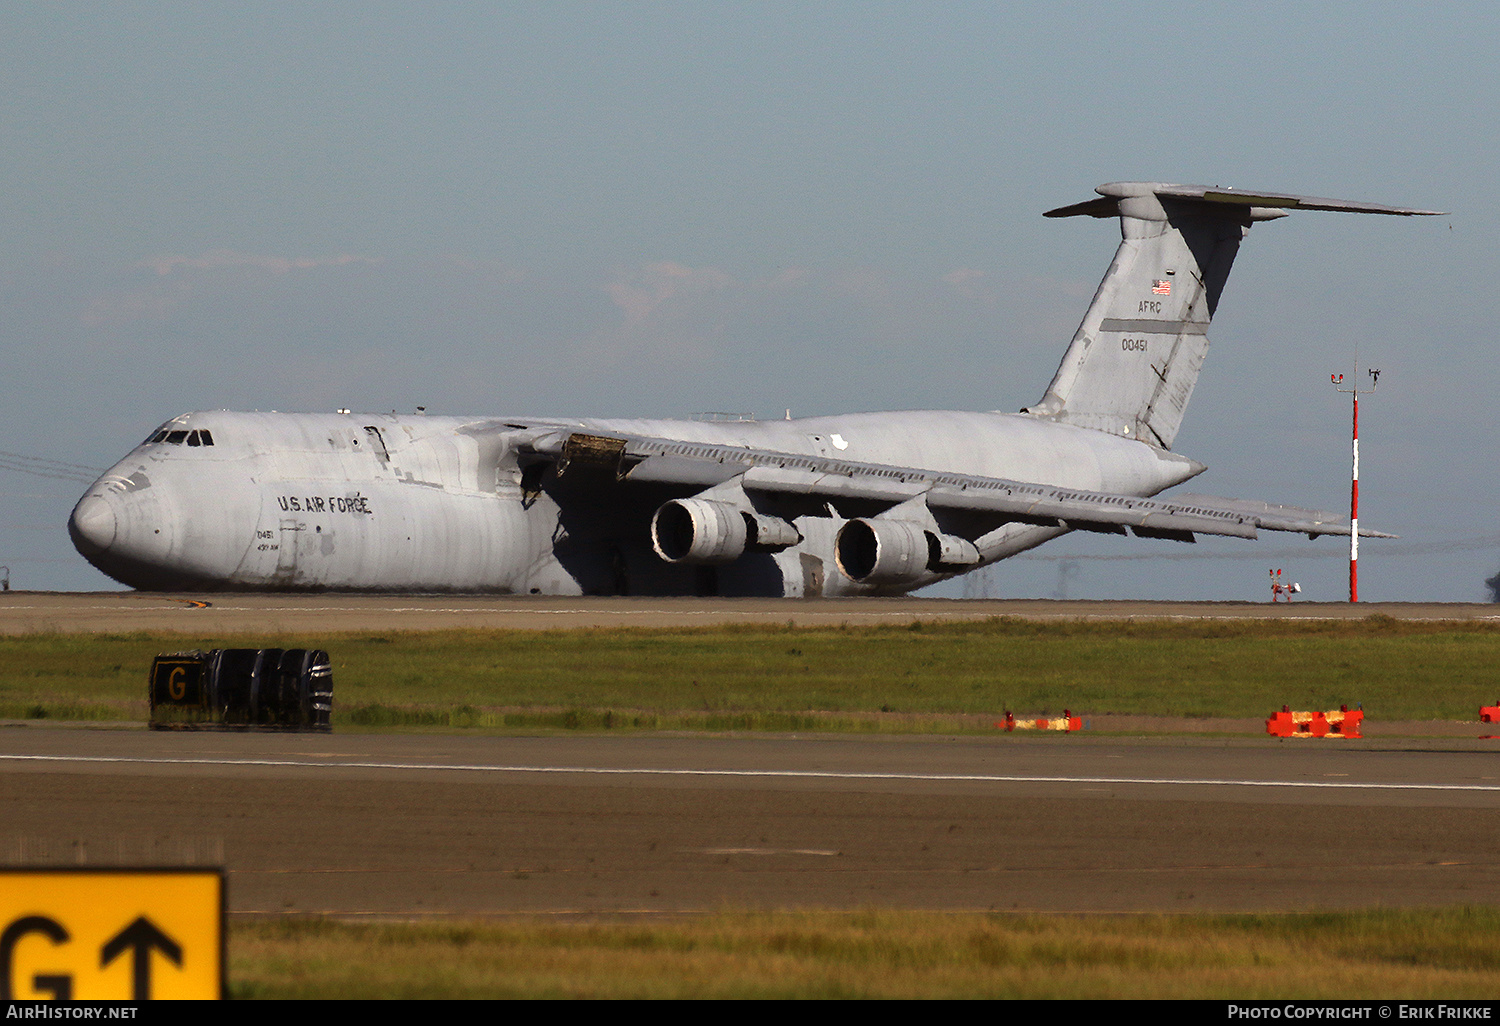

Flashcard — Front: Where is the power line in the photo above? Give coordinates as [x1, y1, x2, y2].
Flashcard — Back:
[0, 451, 103, 484]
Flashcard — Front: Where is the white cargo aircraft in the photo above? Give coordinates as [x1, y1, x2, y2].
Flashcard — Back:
[69, 182, 1440, 596]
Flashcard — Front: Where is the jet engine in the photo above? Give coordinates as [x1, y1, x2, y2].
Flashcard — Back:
[651, 498, 800, 564]
[835, 518, 981, 586]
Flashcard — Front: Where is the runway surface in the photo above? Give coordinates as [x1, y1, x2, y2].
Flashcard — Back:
[4, 726, 1499, 916]
[4, 591, 1500, 634]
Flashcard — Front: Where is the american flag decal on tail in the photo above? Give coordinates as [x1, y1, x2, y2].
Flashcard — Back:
[1152, 279, 1171, 295]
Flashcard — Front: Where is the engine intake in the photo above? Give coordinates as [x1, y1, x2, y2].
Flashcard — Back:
[835, 519, 980, 585]
[651, 499, 800, 564]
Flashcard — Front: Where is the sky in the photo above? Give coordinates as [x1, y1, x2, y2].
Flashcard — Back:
[1, 1, 1494, 602]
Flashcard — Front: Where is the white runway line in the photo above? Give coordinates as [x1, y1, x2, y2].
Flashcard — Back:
[4, 753, 1499, 792]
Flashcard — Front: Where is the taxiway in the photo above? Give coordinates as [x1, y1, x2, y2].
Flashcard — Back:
[3, 727, 1498, 916]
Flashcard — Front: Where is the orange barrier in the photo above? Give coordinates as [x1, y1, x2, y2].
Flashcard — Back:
[1266, 705, 1362, 738]
[1000, 710, 1083, 732]
[1480, 704, 1500, 724]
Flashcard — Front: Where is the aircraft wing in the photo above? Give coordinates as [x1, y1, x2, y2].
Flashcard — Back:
[523, 430, 1390, 542]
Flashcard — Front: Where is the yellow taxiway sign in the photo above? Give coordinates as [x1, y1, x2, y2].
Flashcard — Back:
[1, 869, 223, 1001]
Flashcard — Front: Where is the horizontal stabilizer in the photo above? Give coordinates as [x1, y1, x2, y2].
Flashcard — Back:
[1150, 185, 1445, 217]
[1045, 183, 1446, 219]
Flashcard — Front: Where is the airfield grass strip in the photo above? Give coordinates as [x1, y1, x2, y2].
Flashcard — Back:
[227, 907, 1500, 999]
[337, 703, 997, 734]
[3, 616, 1500, 728]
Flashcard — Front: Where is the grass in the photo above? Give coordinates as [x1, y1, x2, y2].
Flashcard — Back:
[227, 908, 1500, 998]
[4, 616, 1500, 728]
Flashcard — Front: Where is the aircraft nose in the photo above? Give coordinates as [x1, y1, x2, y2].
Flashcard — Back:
[69, 493, 118, 555]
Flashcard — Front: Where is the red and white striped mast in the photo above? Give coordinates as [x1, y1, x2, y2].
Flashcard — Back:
[1331, 364, 1379, 602]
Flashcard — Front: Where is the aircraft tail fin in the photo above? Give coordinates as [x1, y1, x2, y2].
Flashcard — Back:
[1023, 182, 1441, 450]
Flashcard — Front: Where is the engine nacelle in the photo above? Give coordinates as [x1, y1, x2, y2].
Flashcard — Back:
[651, 499, 801, 564]
[928, 531, 982, 569]
[835, 518, 980, 585]
[744, 511, 802, 550]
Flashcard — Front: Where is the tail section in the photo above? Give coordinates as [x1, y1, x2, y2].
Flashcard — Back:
[1023, 182, 1441, 450]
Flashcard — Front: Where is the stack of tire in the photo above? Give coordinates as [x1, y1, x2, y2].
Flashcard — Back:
[149, 648, 333, 731]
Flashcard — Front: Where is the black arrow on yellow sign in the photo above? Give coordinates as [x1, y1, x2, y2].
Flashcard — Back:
[101, 916, 182, 1000]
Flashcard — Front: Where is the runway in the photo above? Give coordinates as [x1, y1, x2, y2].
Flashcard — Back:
[4, 726, 1499, 916]
[4, 591, 1500, 634]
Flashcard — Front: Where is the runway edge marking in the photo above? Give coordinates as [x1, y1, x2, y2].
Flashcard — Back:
[3, 754, 1498, 793]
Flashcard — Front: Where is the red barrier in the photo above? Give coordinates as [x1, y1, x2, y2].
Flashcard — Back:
[1266, 705, 1362, 738]
[1000, 709, 1083, 732]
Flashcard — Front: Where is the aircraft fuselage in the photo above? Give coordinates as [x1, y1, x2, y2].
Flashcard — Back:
[69, 408, 1200, 595]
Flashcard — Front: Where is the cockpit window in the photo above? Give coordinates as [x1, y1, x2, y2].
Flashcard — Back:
[146, 428, 217, 446]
